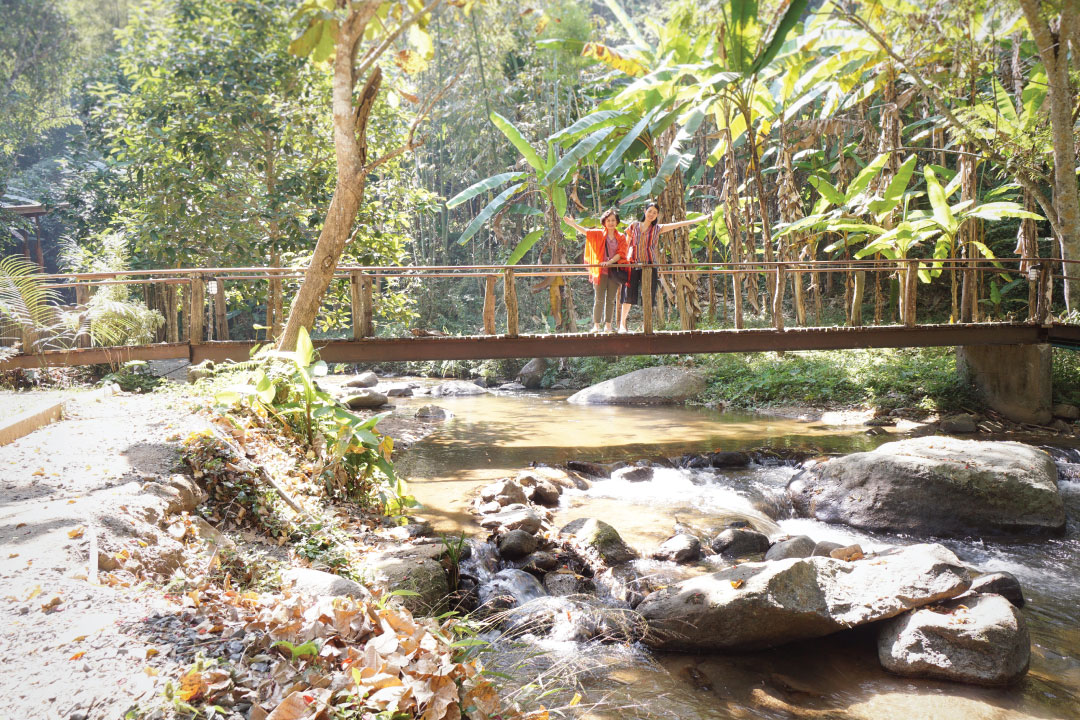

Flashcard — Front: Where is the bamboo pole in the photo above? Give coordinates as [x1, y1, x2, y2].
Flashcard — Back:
[504, 268, 519, 337]
[483, 275, 497, 334]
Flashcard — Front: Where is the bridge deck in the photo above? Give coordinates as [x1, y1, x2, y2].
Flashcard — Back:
[3, 322, 1077, 370]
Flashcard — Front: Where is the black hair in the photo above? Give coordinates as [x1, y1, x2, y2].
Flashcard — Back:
[640, 200, 659, 228]
[599, 207, 620, 226]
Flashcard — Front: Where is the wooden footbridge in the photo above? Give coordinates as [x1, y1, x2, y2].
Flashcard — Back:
[3, 257, 1078, 371]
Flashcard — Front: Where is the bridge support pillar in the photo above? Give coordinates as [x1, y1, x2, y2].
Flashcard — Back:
[957, 343, 1052, 425]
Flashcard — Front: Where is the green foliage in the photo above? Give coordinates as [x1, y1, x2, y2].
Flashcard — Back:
[0, 254, 59, 354]
[215, 328, 413, 513]
[100, 360, 163, 393]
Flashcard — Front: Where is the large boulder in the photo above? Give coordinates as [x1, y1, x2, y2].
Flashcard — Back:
[516, 358, 548, 389]
[479, 479, 527, 507]
[566, 367, 706, 405]
[968, 571, 1025, 608]
[283, 568, 366, 599]
[710, 528, 770, 559]
[788, 437, 1065, 537]
[764, 535, 815, 561]
[430, 381, 488, 397]
[651, 534, 702, 564]
[636, 543, 971, 652]
[878, 594, 1030, 686]
[359, 546, 449, 615]
[478, 504, 544, 535]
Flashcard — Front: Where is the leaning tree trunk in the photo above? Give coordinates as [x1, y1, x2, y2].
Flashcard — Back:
[278, 7, 383, 351]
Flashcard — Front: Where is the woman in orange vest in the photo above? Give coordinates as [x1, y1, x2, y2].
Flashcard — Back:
[563, 208, 628, 332]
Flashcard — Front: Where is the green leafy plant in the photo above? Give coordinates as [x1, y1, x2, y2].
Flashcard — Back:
[99, 360, 162, 393]
[215, 327, 413, 513]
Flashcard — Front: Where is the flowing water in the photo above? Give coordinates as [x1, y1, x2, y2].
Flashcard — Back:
[389, 385, 1080, 719]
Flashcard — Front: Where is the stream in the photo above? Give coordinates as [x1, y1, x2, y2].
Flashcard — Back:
[390, 385, 1080, 719]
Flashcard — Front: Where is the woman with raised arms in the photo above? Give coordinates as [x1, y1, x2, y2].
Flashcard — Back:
[618, 200, 707, 332]
[563, 207, 629, 333]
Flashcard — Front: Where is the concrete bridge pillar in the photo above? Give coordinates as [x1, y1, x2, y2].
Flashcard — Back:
[956, 344, 1052, 425]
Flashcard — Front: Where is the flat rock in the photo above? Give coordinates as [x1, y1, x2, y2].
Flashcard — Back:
[283, 568, 366, 599]
[520, 551, 559, 574]
[543, 571, 595, 596]
[878, 593, 1030, 685]
[561, 518, 638, 566]
[566, 366, 706, 405]
[345, 371, 378, 388]
[524, 479, 562, 506]
[497, 382, 527, 391]
[479, 569, 547, 610]
[637, 543, 971, 651]
[343, 388, 388, 408]
[478, 504, 544, 534]
[812, 540, 843, 557]
[429, 381, 488, 397]
[517, 466, 587, 490]
[788, 437, 1066, 537]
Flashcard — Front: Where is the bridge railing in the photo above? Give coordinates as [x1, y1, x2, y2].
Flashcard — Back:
[0, 256, 1066, 366]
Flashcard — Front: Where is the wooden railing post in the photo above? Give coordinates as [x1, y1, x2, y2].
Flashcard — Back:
[188, 274, 205, 344]
[904, 259, 918, 327]
[642, 264, 654, 335]
[1027, 263, 1040, 323]
[349, 271, 373, 340]
[483, 275, 497, 335]
[361, 274, 374, 338]
[214, 277, 229, 341]
[75, 282, 91, 348]
[504, 268, 519, 337]
[850, 270, 865, 327]
[1037, 263, 1051, 324]
[773, 264, 786, 331]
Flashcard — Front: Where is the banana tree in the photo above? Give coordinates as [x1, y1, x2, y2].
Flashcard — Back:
[447, 112, 579, 331]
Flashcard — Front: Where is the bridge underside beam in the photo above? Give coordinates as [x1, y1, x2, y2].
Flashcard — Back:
[1, 323, 1052, 370]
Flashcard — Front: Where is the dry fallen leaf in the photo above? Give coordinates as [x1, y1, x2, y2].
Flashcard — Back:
[69, 651, 85, 660]
[32, 468, 45, 476]
[144, 667, 159, 677]
[731, 579, 744, 589]
[178, 671, 208, 703]
[146, 647, 159, 658]
[41, 595, 62, 611]
[68, 526, 86, 539]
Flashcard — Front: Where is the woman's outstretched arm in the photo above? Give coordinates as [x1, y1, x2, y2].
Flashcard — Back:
[563, 215, 589, 235]
[658, 215, 708, 234]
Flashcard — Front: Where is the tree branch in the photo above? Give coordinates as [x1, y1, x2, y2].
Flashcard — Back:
[361, 71, 460, 176]
[354, 0, 443, 82]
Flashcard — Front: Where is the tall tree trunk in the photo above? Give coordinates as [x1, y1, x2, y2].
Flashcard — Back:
[652, 128, 698, 330]
[278, 6, 382, 351]
[1013, 1, 1079, 310]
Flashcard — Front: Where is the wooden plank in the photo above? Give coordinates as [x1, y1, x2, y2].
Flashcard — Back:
[270, 272, 283, 339]
[3, 323, 1053, 370]
[504, 268, 519, 338]
[483, 275, 497, 335]
[214, 278, 229, 341]
[166, 284, 179, 343]
[0, 343, 190, 370]
[189, 275, 205, 344]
